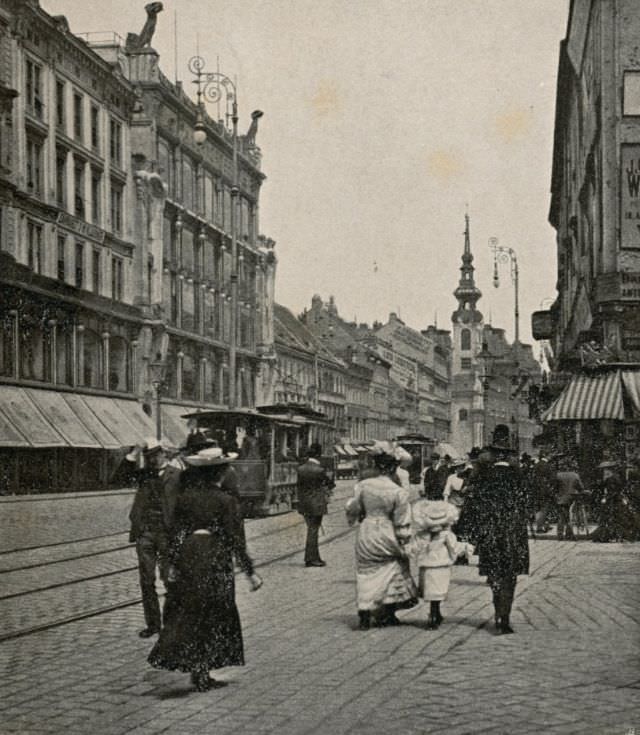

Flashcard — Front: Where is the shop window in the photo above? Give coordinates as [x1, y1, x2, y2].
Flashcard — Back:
[203, 357, 216, 403]
[109, 336, 129, 392]
[20, 321, 47, 381]
[56, 325, 74, 386]
[164, 349, 178, 399]
[82, 329, 102, 388]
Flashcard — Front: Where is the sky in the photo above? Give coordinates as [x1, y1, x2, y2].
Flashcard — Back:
[43, 0, 570, 347]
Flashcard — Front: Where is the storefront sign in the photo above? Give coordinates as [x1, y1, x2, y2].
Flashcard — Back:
[56, 212, 105, 244]
[596, 271, 640, 302]
[621, 144, 640, 250]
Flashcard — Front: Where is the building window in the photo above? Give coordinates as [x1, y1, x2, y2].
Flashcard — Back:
[20, 318, 46, 381]
[157, 139, 173, 196]
[92, 249, 101, 294]
[182, 352, 197, 401]
[26, 136, 43, 196]
[75, 242, 84, 288]
[110, 181, 123, 234]
[109, 118, 122, 168]
[27, 221, 43, 274]
[74, 158, 85, 218]
[182, 157, 194, 210]
[181, 228, 194, 272]
[57, 235, 66, 281]
[458, 408, 468, 421]
[56, 148, 67, 209]
[91, 170, 101, 224]
[460, 328, 471, 351]
[111, 256, 123, 300]
[1, 315, 16, 377]
[82, 329, 102, 388]
[73, 92, 83, 141]
[25, 59, 43, 119]
[90, 105, 100, 151]
[55, 79, 65, 130]
[461, 357, 472, 369]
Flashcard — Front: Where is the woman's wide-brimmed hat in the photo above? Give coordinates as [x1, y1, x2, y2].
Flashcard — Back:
[184, 446, 238, 467]
[140, 437, 166, 457]
[412, 499, 459, 533]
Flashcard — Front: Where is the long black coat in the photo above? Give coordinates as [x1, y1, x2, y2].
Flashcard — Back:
[465, 462, 530, 581]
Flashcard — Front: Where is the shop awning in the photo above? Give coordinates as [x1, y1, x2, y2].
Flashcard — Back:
[621, 370, 640, 414]
[541, 371, 624, 421]
[343, 443, 359, 456]
[62, 393, 121, 449]
[161, 404, 190, 447]
[334, 444, 347, 456]
[27, 388, 102, 449]
[0, 386, 66, 447]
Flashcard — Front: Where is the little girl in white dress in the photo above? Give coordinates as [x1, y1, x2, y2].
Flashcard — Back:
[406, 500, 474, 629]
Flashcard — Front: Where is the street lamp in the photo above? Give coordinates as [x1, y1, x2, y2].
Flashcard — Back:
[490, 238, 520, 344]
[149, 352, 166, 441]
[189, 54, 239, 409]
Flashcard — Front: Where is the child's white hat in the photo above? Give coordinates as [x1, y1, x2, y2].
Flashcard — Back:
[412, 500, 459, 533]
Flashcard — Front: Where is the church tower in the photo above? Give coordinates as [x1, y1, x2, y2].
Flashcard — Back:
[450, 214, 485, 452]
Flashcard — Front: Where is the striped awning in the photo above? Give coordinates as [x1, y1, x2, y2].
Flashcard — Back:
[541, 371, 624, 421]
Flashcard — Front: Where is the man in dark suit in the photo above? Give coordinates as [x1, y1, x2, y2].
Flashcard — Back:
[128, 438, 182, 638]
[296, 443, 335, 567]
[422, 452, 450, 499]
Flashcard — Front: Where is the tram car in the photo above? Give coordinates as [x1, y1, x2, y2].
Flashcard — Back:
[179, 408, 316, 517]
[394, 433, 435, 484]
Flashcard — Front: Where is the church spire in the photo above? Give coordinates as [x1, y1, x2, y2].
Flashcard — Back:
[452, 213, 483, 324]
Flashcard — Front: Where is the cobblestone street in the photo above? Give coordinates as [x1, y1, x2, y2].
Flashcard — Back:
[0, 485, 639, 734]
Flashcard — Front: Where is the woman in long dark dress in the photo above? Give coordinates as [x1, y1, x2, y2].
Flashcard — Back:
[148, 450, 262, 691]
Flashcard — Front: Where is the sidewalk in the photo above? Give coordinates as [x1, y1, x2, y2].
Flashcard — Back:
[0, 506, 639, 734]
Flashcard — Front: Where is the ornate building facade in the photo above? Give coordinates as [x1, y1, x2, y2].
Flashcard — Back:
[0, 1, 275, 493]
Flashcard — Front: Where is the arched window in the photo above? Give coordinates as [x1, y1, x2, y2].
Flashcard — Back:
[83, 329, 103, 388]
[458, 408, 468, 421]
[460, 328, 471, 351]
[109, 336, 129, 392]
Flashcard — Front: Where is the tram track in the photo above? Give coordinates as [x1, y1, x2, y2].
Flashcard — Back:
[0, 486, 355, 641]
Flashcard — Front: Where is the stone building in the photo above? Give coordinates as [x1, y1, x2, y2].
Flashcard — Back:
[301, 295, 392, 441]
[534, 0, 640, 368]
[259, 302, 347, 448]
[0, 1, 275, 493]
[532, 0, 640, 473]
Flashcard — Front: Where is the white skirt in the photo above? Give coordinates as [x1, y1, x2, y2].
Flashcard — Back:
[419, 567, 451, 602]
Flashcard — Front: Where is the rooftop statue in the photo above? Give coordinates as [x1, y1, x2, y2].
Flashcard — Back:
[126, 2, 164, 53]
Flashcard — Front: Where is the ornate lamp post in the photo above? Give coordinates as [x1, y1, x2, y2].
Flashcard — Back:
[149, 353, 166, 440]
[490, 237, 520, 344]
[189, 55, 239, 409]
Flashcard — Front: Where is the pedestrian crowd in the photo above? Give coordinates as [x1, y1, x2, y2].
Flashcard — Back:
[124, 424, 640, 693]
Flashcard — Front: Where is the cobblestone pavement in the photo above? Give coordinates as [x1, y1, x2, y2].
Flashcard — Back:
[0, 485, 638, 734]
